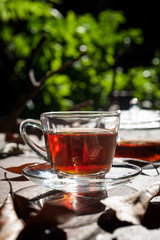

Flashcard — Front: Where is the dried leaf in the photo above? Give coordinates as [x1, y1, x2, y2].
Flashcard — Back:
[5, 133, 24, 144]
[1, 163, 37, 174]
[0, 194, 24, 240]
[101, 182, 160, 225]
[1, 175, 28, 182]
[0, 143, 28, 158]
[3, 173, 40, 223]
[1, 174, 75, 240]
[112, 225, 160, 240]
[65, 221, 106, 240]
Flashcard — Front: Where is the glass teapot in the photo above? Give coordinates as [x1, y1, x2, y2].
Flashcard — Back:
[115, 98, 160, 162]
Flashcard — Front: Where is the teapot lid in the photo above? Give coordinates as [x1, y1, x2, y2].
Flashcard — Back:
[120, 98, 160, 129]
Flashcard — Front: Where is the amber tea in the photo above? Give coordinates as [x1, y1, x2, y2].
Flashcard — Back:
[45, 129, 117, 175]
[115, 140, 160, 162]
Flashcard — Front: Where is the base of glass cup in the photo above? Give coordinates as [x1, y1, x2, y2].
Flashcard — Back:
[55, 171, 108, 192]
[58, 179, 107, 192]
[56, 170, 107, 180]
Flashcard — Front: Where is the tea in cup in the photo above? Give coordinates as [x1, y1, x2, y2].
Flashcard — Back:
[115, 109, 160, 162]
[20, 111, 120, 178]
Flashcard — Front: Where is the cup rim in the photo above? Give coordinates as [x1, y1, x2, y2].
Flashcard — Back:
[40, 110, 121, 118]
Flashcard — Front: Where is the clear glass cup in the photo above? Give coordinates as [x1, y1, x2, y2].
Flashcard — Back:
[20, 111, 120, 179]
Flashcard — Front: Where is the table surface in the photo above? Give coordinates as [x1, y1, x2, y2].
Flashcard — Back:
[1, 134, 160, 240]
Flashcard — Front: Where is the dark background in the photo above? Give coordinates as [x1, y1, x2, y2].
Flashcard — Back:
[55, 0, 160, 69]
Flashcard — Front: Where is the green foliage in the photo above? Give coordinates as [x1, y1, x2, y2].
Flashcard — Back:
[129, 63, 160, 109]
[0, 0, 54, 22]
[1, 0, 159, 118]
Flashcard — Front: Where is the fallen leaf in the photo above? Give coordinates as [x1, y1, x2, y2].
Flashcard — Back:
[0, 194, 24, 240]
[1, 176, 28, 182]
[0, 143, 28, 158]
[1, 163, 37, 174]
[65, 221, 106, 240]
[0, 174, 76, 240]
[112, 225, 155, 240]
[4, 173, 40, 223]
[1, 173, 75, 240]
[5, 133, 24, 144]
[101, 182, 160, 225]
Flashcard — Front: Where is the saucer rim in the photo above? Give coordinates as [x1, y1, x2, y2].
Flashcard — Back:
[22, 161, 142, 182]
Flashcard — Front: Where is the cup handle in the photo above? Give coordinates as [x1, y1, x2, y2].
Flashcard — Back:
[19, 119, 48, 162]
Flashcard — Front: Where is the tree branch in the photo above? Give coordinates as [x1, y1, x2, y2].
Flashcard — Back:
[0, 35, 87, 134]
[8, 51, 87, 119]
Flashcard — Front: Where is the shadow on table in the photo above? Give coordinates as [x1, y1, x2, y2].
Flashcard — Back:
[31, 188, 108, 216]
[16, 183, 138, 218]
[142, 199, 160, 229]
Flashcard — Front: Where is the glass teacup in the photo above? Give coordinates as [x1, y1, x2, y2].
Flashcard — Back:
[20, 111, 120, 178]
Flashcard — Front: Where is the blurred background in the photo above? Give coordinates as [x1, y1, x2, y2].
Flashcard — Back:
[0, 0, 160, 128]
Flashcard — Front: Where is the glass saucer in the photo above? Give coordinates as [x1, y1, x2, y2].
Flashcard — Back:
[22, 159, 141, 192]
